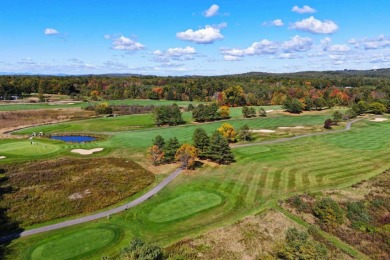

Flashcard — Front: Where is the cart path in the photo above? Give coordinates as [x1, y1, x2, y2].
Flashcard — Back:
[0, 118, 363, 242]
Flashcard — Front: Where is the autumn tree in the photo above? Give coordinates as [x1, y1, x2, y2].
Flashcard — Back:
[218, 123, 237, 142]
[175, 144, 198, 169]
[219, 105, 230, 119]
[192, 128, 210, 159]
[208, 131, 235, 164]
[94, 102, 112, 115]
[283, 98, 304, 114]
[90, 90, 100, 101]
[222, 85, 246, 106]
[324, 119, 333, 129]
[369, 101, 386, 114]
[147, 145, 165, 166]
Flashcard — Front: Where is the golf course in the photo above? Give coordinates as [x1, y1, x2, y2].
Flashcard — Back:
[1, 101, 389, 259]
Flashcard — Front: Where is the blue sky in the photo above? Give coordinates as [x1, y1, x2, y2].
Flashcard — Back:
[1, 0, 390, 75]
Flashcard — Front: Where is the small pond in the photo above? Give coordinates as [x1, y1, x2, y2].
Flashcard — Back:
[50, 135, 96, 143]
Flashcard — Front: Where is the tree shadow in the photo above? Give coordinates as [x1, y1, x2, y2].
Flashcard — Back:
[0, 168, 23, 259]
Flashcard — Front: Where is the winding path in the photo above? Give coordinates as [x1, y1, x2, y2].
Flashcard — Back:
[0, 118, 363, 242]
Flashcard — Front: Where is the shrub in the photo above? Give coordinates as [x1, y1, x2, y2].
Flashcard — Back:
[119, 238, 163, 260]
[313, 198, 344, 227]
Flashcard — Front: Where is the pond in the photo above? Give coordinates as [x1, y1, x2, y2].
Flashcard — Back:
[50, 135, 96, 143]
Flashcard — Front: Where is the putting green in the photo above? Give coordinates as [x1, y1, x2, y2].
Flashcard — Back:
[30, 227, 119, 260]
[149, 191, 223, 223]
[0, 141, 60, 157]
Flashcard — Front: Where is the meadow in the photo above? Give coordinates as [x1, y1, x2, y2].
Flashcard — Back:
[2, 114, 389, 259]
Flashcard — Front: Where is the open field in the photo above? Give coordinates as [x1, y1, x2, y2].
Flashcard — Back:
[0, 158, 154, 229]
[3, 115, 389, 259]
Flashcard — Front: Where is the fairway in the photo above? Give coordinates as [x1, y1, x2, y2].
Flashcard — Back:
[149, 191, 223, 222]
[30, 226, 122, 260]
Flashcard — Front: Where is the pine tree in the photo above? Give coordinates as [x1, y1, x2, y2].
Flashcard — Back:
[237, 124, 252, 141]
[249, 107, 256, 117]
[208, 131, 235, 164]
[242, 106, 249, 118]
[153, 135, 165, 149]
[192, 128, 210, 159]
[259, 107, 267, 117]
[164, 137, 180, 163]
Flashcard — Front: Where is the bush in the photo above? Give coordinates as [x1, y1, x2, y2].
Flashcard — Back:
[369, 102, 387, 114]
[94, 102, 112, 115]
[119, 239, 163, 260]
[313, 198, 344, 227]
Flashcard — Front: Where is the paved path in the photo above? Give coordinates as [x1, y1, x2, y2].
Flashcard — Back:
[0, 118, 363, 242]
[0, 167, 183, 242]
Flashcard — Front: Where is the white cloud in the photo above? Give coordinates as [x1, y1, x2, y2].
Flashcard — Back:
[103, 34, 111, 39]
[176, 24, 225, 44]
[347, 35, 390, 50]
[203, 4, 219, 17]
[111, 35, 145, 51]
[221, 36, 312, 60]
[282, 35, 313, 52]
[291, 16, 338, 34]
[153, 46, 196, 62]
[263, 19, 284, 27]
[291, 5, 316, 14]
[278, 53, 300, 59]
[327, 44, 351, 52]
[224, 55, 241, 61]
[44, 28, 59, 35]
[370, 54, 390, 63]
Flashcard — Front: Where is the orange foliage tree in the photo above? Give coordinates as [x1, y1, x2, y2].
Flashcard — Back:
[175, 144, 198, 169]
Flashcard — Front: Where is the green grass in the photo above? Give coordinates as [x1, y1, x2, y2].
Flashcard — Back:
[0, 99, 204, 111]
[148, 191, 223, 223]
[4, 116, 390, 259]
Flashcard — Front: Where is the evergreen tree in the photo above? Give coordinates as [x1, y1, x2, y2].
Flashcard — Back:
[242, 106, 250, 118]
[153, 135, 165, 149]
[237, 124, 252, 141]
[259, 107, 267, 117]
[249, 107, 256, 117]
[192, 127, 210, 159]
[332, 110, 343, 123]
[164, 137, 180, 163]
[208, 131, 235, 164]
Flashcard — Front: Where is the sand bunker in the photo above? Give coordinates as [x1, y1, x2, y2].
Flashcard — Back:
[266, 110, 274, 113]
[0, 156, 6, 159]
[278, 126, 306, 130]
[250, 129, 276, 133]
[370, 118, 388, 122]
[71, 148, 104, 155]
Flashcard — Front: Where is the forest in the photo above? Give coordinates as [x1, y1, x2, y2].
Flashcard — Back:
[0, 69, 390, 111]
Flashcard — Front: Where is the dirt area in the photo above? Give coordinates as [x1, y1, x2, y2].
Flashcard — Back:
[71, 148, 104, 155]
[0, 108, 94, 134]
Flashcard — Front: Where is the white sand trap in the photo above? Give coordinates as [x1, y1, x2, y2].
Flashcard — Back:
[266, 110, 274, 113]
[278, 126, 306, 130]
[0, 156, 6, 159]
[71, 148, 104, 155]
[250, 129, 276, 133]
[370, 118, 388, 122]
[67, 102, 75, 105]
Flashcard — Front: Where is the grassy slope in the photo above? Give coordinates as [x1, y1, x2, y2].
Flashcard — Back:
[4, 116, 390, 259]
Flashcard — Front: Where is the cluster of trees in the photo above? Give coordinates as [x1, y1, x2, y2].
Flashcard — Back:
[1, 71, 389, 113]
[147, 125, 235, 168]
[242, 106, 267, 118]
[153, 104, 184, 126]
[192, 103, 230, 122]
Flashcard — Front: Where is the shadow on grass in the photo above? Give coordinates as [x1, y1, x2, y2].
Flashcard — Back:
[0, 168, 23, 259]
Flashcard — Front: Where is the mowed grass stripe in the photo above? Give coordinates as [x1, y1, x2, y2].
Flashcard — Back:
[245, 167, 266, 205]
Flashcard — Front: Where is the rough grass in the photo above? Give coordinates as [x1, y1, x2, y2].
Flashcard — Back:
[0, 158, 154, 228]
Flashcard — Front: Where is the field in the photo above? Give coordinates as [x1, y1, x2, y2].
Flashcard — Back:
[1, 106, 389, 259]
[0, 158, 155, 229]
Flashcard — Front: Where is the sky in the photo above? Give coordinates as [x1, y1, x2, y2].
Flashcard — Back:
[1, 0, 390, 76]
